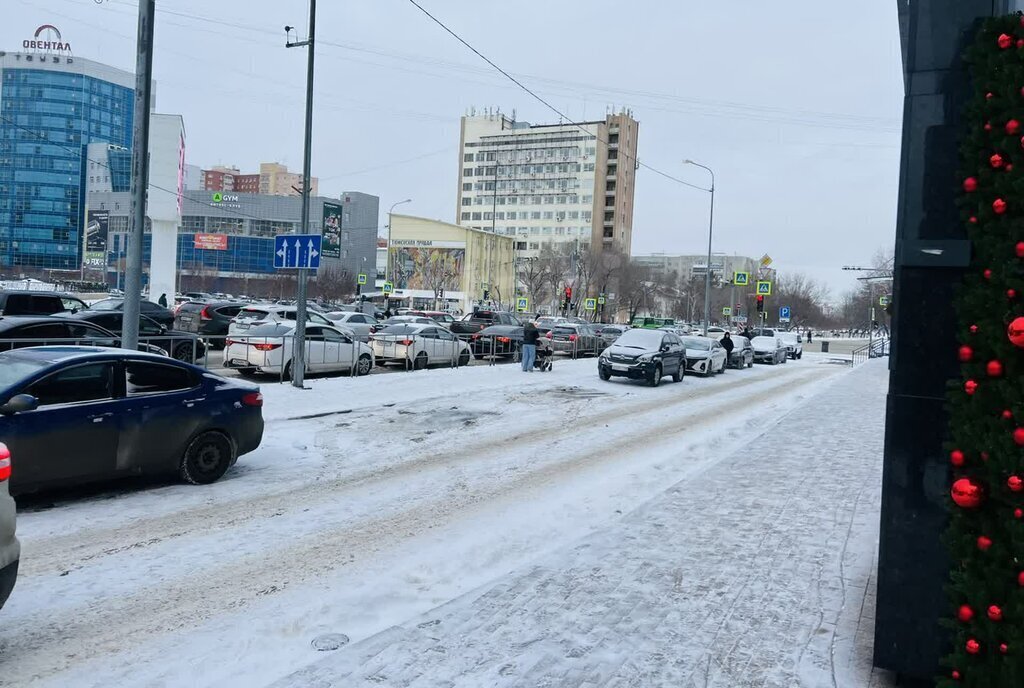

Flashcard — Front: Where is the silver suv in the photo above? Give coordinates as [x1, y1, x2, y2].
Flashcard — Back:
[0, 442, 17, 610]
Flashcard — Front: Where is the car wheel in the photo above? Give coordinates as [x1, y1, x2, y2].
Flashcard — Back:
[671, 365, 682, 383]
[648, 365, 662, 387]
[356, 354, 372, 376]
[599, 366, 611, 381]
[180, 431, 235, 485]
[412, 351, 429, 370]
[458, 350, 471, 367]
[172, 342, 195, 362]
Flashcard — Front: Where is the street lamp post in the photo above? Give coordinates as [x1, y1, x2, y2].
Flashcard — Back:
[386, 199, 412, 290]
[684, 159, 715, 336]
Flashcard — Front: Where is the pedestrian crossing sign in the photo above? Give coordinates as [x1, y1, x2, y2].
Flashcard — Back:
[756, 281, 772, 296]
[597, 295, 606, 305]
[357, 273, 367, 285]
[516, 297, 529, 312]
[382, 281, 393, 294]
[734, 271, 750, 286]
[879, 295, 891, 307]
[722, 306, 733, 316]
[584, 298, 597, 311]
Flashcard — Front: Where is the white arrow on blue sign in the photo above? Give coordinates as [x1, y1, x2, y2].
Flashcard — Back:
[274, 234, 322, 270]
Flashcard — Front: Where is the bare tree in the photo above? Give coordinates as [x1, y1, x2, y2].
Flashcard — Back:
[315, 264, 354, 303]
[518, 257, 548, 312]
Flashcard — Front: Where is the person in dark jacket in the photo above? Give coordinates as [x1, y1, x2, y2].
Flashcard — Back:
[157, 293, 168, 308]
[522, 321, 540, 372]
[741, 326, 753, 341]
[720, 332, 735, 370]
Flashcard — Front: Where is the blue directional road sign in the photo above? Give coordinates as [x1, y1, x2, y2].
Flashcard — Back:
[779, 306, 791, 320]
[274, 234, 322, 270]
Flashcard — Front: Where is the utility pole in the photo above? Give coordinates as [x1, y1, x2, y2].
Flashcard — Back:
[683, 159, 715, 336]
[123, 0, 156, 351]
[285, 1, 317, 388]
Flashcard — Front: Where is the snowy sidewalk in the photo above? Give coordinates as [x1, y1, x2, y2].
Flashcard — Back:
[272, 361, 895, 688]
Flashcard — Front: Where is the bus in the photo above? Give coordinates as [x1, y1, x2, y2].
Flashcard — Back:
[630, 316, 676, 329]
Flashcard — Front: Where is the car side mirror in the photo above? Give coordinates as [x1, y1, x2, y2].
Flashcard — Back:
[1, 393, 39, 415]
[661, 344, 670, 352]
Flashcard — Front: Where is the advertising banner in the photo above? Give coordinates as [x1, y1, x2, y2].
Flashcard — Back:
[84, 209, 109, 268]
[322, 201, 342, 259]
[194, 233, 228, 250]
[394, 247, 464, 292]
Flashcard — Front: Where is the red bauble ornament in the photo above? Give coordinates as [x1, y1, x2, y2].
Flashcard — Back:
[1009, 318, 1024, 348]
[969, 216, 979, 224]
[1000, 33, 1014, 49]
[1009, 476, 1023, 492]
[951, 449, 966, 466]
[1017, 242, 1024, 258]
[992, 153, 1006, 168]
[978, 535, 993, 551]
[994, 198, 1009, 214]
[986, 122, 994, 131]
[988, 92, 996, 100]
[1014, 508, 1022, 519]
[958, 345, 974, 362]
[952, 478, 984, 508]
[1009, 289, 1018, 300]
[965, 380, 979, 395]
[966, 638, 982, 654]
[1003, 409, 1014, 420]
[982, 451, 990, 461]
[1009, 120, 1022, 135]
[1018, 38, 1024, 48]
[970, 324, 979, 334]
[987, 360, 1004, 377]
[952, 669, 962, 680]
[963, 177, 979, 192]
[958, 604, 975, 622]
[1009, 163, 1016, 172]
[989, 605, 1004, 621]
[984, 269, 993, 280]
[1015, 428, 1024, 446]
[1001, 643, 1009, 654]
[1019, 571, 1024, 586]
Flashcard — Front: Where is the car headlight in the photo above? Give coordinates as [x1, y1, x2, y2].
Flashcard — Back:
[638, 354, 654, 362]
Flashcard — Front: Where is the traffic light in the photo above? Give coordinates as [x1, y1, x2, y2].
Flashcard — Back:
[756, 295, 765, 313]
[565, 286, 573, 300]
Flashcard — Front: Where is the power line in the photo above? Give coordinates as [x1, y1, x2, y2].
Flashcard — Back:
[405, 0, 709, 192]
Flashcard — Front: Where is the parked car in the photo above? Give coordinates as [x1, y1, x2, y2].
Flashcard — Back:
[0, 442, 17, 611]
[596, 324, 628, 345]
[449, 310, 520, 336]
[728, 335, 755, 369]
[778, 331, 804, 359]
[407, 310, 456, 326]
[597, 327, 685, 387]
[0, 316, 169, 356]
[87, 298, 175, 328]
[0, 347, 264, 495]
[224, 322, 373, 379]
[681, 336, 728, 376]
[470, 325, 523, 359]
[175, 300, 250, 343]
[228, 304, 333, 335]
[63, 311, 206, 362]
[546, 323, 605, 356]
[370, 323, 472, 368]
[324, 311, 378, 342]
[536, 316, 567, 328]
[706, 326, 726, 339]
[752, 336, 788, 365]
[0, 290, 88, 316]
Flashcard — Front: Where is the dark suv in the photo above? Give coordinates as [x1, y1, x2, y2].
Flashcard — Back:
[449, 310, 520, 335]
[0, 290, 87, 316]
[597, 327, 685, 387]
[175, 300, 248, 344]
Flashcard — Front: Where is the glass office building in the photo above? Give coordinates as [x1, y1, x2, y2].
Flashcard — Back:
[0, 52, 135, 271]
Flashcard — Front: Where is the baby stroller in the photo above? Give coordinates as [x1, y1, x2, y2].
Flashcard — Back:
[534, 339, 553, 372]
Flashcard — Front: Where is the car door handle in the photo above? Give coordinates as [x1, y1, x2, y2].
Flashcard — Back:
[182, 397, 206, 407]
[89, 412, 113, 423]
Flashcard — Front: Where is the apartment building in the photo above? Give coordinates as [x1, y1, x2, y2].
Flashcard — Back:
[198, 162, 317, 197]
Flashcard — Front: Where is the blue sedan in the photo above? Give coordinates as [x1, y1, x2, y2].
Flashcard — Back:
[0, 347, 264, 496]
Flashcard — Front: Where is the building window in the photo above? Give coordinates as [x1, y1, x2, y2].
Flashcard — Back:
[483, 212, 493, 220]
[582, 195, 593, 204]
[464, 153, 474, 162]
[604, 226, 614, 238]
[582, 211, 592, 222]
[530, 211, 541, 220]
[463, 168, 473, 177]
[461, 212, 471, 221]
[496, 212, 505, 220]
[507, 211, 517, 220]
[471, 212, 482, 221]
[529, 242, 540, 250]
[462, 198, 472, 206]
[530, 227, 540, 235]
[543, 211, 554, 220]
[606, 181, 616, 191]
[463, 183, 472, 191]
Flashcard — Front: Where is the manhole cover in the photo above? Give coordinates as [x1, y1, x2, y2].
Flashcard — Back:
[311, 633, 350, 651]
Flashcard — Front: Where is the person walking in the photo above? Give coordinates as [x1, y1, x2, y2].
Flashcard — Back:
[807, 329, 813, 344]
[521, 321, 539, 372]
[157, 293, 168, 308]
[720, 331, 735, 371]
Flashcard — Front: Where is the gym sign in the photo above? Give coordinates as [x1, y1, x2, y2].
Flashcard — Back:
[24, 25, 72, 53]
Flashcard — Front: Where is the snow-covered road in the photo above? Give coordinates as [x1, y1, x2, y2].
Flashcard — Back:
[0, 355, 848, 687]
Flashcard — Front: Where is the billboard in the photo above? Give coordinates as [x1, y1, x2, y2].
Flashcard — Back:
[322, 201, 342, 259]
[194, 233, 228, 250]
[394, 246, 464, 291]
[84, 209, 109, 268]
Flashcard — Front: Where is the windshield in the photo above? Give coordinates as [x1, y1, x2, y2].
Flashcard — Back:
[89, 299, 122, 311]
[0, 355, 47, 389]
[237, 309, 270, 321]
[778, 332, 798, 343]
[681, 337, 712, 350]
[613, 328, 663, 349]
[752, 336, 776, 347]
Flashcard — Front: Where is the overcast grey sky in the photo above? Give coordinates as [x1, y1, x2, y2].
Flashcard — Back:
[6, 0, 904, 298]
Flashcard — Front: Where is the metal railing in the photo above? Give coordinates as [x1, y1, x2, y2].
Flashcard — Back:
[851, 338, 889, 366]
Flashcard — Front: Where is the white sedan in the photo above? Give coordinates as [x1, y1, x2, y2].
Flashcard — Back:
[325, 311, 378, 342]
[680, 336, 728, 376]
[370, 323, 473, 369]
[223, 322, 374, 379]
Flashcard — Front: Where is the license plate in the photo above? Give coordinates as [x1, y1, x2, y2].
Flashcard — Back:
[611, 364, 628, 371]
[230, 358, 249, 367]
[236, 323, 250, 330]
[179, 315, 193, 322]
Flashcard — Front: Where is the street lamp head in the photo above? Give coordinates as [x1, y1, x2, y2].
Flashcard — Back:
[284, 25, 294, 33]
[683, 159, 694, 165]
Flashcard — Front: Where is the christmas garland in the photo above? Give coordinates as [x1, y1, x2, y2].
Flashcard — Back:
[944, 13, 1024, 687]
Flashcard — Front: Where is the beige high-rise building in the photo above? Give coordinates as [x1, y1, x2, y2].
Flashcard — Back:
[455, 109, 638, 258]
[199, 162, 317, 197]
[258, 162, 318, 197]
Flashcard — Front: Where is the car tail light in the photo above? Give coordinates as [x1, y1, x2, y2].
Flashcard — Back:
[471, 333, 480, 340]
[569, 334, 578, 342]
[400, 339, 413, 346]
[497, 336, 510, 343]
[0, 443, 10, 482]
[241, 392, 263, 407]
[225, 338, 235, 347]
[200, 306, 213, 321]
[253, 342, 282, 351]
